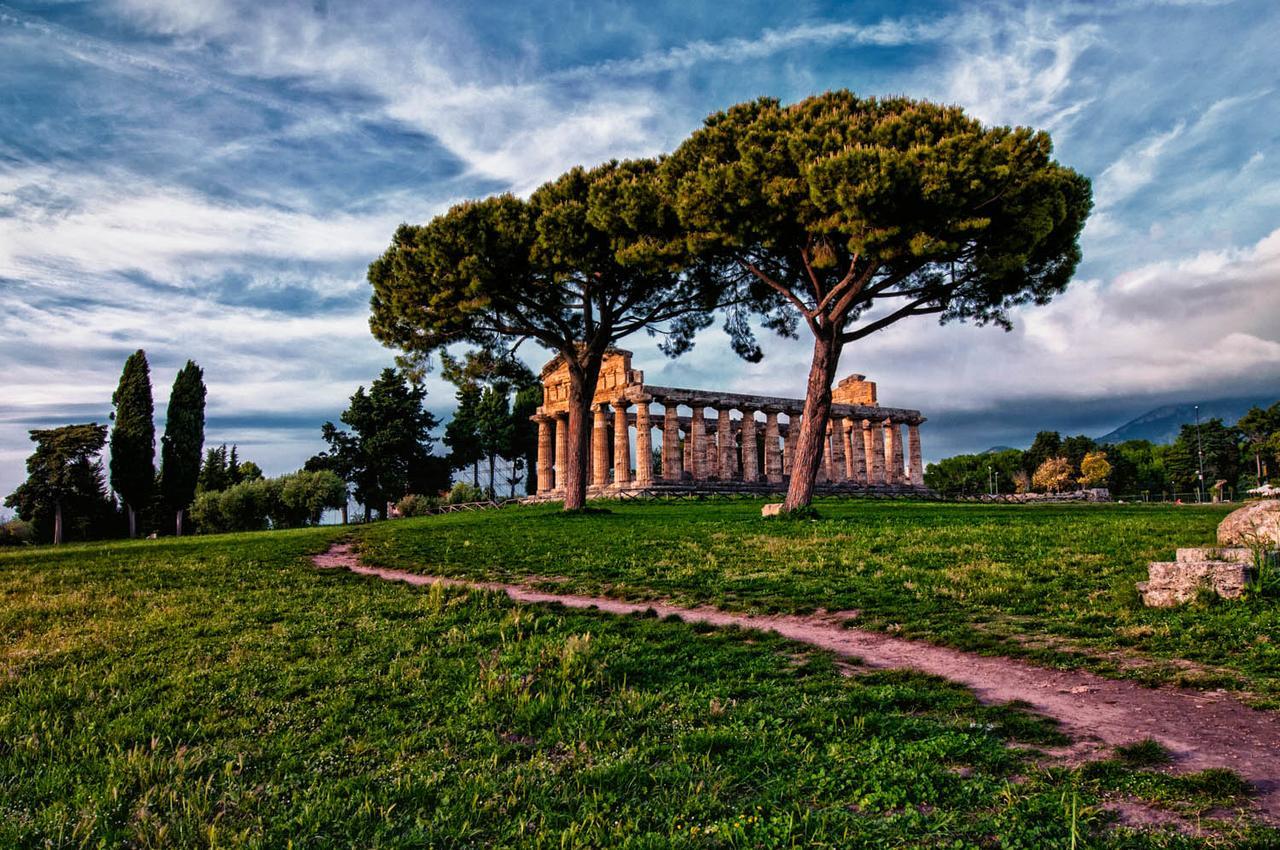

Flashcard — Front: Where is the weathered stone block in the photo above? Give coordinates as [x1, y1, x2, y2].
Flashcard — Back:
[1217, 500, 1280, 547]
[1175, 547, 1265, 564]
[1138, 561, 1256, 607]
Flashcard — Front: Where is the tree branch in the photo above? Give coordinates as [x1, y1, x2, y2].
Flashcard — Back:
[799, 245, 825, 303]
[839, 298, 946, 344]
[741, 260, 819, 335]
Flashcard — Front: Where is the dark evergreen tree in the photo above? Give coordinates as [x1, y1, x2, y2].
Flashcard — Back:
[198, 444, 230, 493]
[159, 360, 206, 536]
[1238, 402, 1280, 483]
[1166, 418, 1241, 497]
[1023, 431, 1063, 476]
[1061, 434, 1099, 480]
[317, 368, 448, 520]
[441, 349, 538, 496]
[444, 381, 484, 487]
[5, 423, 111, 545]
[475, 385, 513, 497]
[108, 349, 155, 538]
[511, 383, 543, 496]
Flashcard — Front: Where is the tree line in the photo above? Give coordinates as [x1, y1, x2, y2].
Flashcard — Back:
[367, 90, 1091, 512]
[2, 349, 544, 544]
[4, 352, 207, 544]
[924, 402, 1280, 498]
[303, 355, 542, 523]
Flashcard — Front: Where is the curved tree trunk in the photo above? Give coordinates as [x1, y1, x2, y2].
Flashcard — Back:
[53, 500, 64, 546]
[560, 351, 605, 511]
[783, 330, 843, 511]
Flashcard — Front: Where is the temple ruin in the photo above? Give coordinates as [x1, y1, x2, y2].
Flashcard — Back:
[530, 350, 928, 498]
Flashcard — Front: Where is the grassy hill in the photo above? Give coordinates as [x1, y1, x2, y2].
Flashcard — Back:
[358, 499, 1280, 702]
[2, 505, 1277, 846]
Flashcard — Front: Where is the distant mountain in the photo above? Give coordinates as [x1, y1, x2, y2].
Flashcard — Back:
[982, 446, 1018, 454]
[1096, 396, 1276, 445]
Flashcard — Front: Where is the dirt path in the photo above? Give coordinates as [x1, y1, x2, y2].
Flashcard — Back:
[315, 542, 1280, 819]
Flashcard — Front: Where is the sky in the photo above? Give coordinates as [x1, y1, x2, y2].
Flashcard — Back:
[2, 0, 1279, 502]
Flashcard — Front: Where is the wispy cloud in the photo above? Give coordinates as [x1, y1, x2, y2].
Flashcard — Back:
[552, 17, 951, 81]
[0, 167, 427, 287]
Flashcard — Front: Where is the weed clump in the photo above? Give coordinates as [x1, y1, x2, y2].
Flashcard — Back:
[1115, 739, 1172, 767]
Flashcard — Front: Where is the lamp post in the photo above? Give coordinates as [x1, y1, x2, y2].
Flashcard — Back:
[987, 465, 993, 496]
[1195, 404, 1205, 504]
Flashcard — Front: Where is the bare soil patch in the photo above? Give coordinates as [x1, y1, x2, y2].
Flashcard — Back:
[314, 542, 1280, 821]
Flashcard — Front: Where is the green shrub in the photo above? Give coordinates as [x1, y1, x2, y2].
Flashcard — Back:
[276, 470, 347, 527]
[447, 481, 486, 504]
[0, 518, 33, 546]
[396, 493, 440, 517]
[189, 471, 347, 533]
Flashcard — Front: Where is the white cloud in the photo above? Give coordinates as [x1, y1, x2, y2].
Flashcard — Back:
[553, 18, 950, 81]
[939, 8, 1098, 133]
[0, 166, 434, 287]
[1095, 122, 1185, 207]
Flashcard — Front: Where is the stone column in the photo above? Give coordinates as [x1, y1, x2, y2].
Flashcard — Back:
[908, 422, 925, 487]
[763, 411, 783, 483]
[740, 410, 759, 483]
[613, 400, 631, 487]
[662, 403, 682, 481]
[535, 415, 553, 494]
[592, 403, 610, 487]
[635, 402, 653, 487]
[689, 406, 707, 481]
[716, 408, 733, 480]
[554, 413, 568, 491]
[890, 421, 906, 487]
[846, 418, 867, 485]
[783, 413, 800, 476]
[829, 418, 847, 483]
[866, 419, 886, 486]
[882, 420, 897, 485]
[683, 427, 692, 478]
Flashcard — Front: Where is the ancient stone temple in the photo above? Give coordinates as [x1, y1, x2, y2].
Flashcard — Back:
[530, 350, 929, 498]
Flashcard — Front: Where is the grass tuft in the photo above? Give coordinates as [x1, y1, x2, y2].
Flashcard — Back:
[1115, 738, 1173, 767]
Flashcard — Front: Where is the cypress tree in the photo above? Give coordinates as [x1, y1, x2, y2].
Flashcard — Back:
[160, 360, 206, 536]
[109, 349, 155, 538]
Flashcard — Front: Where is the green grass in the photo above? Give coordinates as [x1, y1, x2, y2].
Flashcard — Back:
[3, 527, 1276, 846]
[354, 499, 1280, 703]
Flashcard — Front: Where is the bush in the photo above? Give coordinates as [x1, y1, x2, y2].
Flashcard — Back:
[0, 519, 33, 546]
[191, 478, 276, 533]
[396, 493, 441, 517]
[447, 482, 486, 505]
[276, 470, 347, 528]
[190, 470, 347, 533]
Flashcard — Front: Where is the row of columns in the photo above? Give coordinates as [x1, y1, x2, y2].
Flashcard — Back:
[534, 401, 925, 494]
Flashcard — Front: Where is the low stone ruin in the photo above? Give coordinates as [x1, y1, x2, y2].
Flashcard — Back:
[1137, 500, 1279, 607]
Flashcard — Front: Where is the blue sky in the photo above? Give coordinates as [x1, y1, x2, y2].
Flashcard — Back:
[3, 0, 1279, 500]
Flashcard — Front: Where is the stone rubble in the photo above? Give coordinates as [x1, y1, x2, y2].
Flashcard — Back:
[1137, 501, 1279, 607]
